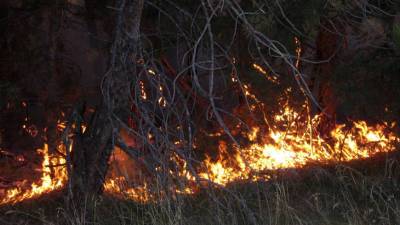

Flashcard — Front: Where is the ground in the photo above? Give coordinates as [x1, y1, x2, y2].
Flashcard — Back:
[1, 151, 399, 225]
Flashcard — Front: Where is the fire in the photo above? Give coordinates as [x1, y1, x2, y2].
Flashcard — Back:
[1, 37, 399, 204]
[0, 143, 67, 205]
[104, 104, 399, 200]
[1, 103, 399, 205]
[198, 111, 398, 186]
[252, 63, 279, 84]
[139, 80, 147, 100]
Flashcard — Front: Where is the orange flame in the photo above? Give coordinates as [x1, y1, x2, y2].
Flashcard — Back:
[198, 111, 398, 186]
[1, 104, 398, 204]
[104, 104, 399, 201]
[0, 144, 68, 205]
[1, 40, 399, 204]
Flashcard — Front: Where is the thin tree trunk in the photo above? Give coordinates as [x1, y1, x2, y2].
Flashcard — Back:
[313, 20, 343, 135]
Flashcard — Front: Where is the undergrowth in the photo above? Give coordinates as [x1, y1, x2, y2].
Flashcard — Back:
[1, 155, 399, 225]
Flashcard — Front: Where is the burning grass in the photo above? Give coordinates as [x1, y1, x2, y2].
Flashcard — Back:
[1, 59, 399, 218]
[101, 103, 400, 203]
[0, 144, 67, 205]
[1, 101, 399, 205]
[1, 152, 399, 225]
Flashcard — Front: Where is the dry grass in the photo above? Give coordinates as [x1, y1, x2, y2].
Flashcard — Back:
[1, 153, 399, 225]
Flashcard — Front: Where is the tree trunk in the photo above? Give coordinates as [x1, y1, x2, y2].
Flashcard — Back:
[67, 0, 144, 206]
[70, 107, 114, 199]
[313, 20, 344, 135]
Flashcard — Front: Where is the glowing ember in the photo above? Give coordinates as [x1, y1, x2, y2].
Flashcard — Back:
[252, 63, 279, 84]
[139, 80, 147, 100]
[104, 178, 152, 203]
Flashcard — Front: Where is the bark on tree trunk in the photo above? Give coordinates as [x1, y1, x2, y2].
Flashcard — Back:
[70, 107, 113, 199]
[67, 0, 144, 206]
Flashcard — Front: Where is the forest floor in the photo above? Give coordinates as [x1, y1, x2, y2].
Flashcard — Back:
[0, 151, 399, 225]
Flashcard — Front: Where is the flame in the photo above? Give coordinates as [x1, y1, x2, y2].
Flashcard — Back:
[99, 73, 399, 201]
[104, 104, 399, 200]
[198, 109, 398, 186]
[102, 74, 399, 201]
[1, 102, 399, 204]
[1, 38, 399, 204]
[0, 143, 67, 205]
[103, 149, 196, 203]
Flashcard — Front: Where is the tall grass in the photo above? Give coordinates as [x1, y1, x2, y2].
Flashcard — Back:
[1, 156, 399, 225]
